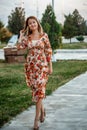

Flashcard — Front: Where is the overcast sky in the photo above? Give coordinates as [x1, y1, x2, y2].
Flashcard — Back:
[0, 0, 87, 25]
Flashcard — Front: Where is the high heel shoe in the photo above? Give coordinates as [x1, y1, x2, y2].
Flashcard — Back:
[33, 118, 39, 130]
[33, 126, 39, 130]
[40, 109, 46, 123]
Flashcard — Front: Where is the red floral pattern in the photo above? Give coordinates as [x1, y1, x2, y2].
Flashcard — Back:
[17, 33, 52, 102]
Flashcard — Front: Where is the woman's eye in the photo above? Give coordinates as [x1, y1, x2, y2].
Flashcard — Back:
[29, 22, 31, 25]
[28, 20, 36, 25]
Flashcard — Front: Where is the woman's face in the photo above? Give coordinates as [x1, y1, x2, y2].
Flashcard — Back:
[28, 18, 38, 31]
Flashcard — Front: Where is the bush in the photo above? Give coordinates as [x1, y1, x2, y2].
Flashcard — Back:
[76, 35, 84, 42]
[0, 27, 12, 43]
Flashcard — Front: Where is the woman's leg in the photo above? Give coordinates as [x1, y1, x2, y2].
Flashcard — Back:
[41, 101, 44, 113]
[34, 99, 42, 128]
[40, 101, 46, 122]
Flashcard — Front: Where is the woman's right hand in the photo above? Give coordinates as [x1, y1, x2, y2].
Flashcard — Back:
[20, 30, 25, 37]
[18, 30, 25, 43]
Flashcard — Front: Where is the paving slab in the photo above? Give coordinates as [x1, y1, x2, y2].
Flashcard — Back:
[0, 71, 87, 130]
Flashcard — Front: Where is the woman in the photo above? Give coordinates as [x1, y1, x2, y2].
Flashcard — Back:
[17, 16, 53, 130]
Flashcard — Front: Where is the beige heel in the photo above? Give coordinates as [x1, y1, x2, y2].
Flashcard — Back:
[40, 109, 46, 123]
[33, 126, 39, 130]
[33, 118, 39, 130]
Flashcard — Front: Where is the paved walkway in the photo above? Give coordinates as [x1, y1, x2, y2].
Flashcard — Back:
[1, 49, 87, 60]
[0, 49, 4, 60]
[0, 72, 87, 130]
[53, 49, 87, 61]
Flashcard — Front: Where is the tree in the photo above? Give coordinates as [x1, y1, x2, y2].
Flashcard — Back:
[72, 9, 86, 35]
[63, 9, 87, 43]
[63, 14, 76, 43]
[0, 20, 4, 29]
[0, 20, 12, 43]
[0, 28, 12, 43]
[85, 21, 87, 35]
[41, 5, 62, 49]
[7, 7, 25, 35]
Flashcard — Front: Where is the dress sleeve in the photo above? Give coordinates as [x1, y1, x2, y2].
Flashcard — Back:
[17, 35, 28, 50]
[44, 33, 52, 63]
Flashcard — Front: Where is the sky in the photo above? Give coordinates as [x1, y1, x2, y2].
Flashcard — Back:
[0, 0, 87, 25]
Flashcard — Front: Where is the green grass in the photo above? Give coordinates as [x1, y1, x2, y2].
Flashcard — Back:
[0, 43, 7, 49]
[0, 61, 87, 127]
[0, 42, 87, 49]
[62, 42, 87, 49]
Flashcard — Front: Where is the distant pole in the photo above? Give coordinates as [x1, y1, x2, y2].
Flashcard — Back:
[83, 3, 87, 21]
[52, 0, 54, 11]
[36, 0, 39, 18]
[52, 0, 56, 62]
[21, 0, 24, 9]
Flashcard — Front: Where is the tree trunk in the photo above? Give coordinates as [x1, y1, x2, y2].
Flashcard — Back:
[70, 38, 71, 43]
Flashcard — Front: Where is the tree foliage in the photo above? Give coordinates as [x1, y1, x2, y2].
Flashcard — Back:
[72, 9, 86, 35]
[63, 9, 87, 43]
[63, 14, 75, 43]
[85, 21, 87, 35]
[0, 20, 4, 29]
[41, 5, 62, 49]
[7, 7, 25, 35]
[0, 20, 12, 43]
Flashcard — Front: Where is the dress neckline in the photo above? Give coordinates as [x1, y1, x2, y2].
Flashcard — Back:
[32, 40, 38, 43]
[28, 33, 45, 42]
[32, 40, 38, 41]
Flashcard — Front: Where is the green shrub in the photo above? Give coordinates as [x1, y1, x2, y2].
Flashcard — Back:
[76, 35, 84, 42]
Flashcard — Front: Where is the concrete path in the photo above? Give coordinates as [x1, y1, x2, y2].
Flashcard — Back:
[53, 49, 87, 61]
[0, 49, 4, 60]
[0, 71, 87, 130]
[1, 49, 87, 60]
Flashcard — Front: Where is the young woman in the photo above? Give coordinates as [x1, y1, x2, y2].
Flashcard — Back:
[17, 16, 53, 130]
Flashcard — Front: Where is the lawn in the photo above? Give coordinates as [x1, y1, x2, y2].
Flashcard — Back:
[0, 42, 87, 49]
[62, 42, 87, 49]
[0, 61, 87, 127]
[0, 43, 7, 49]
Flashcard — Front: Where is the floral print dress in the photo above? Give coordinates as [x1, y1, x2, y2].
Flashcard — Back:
[17, 33, 52, 102]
